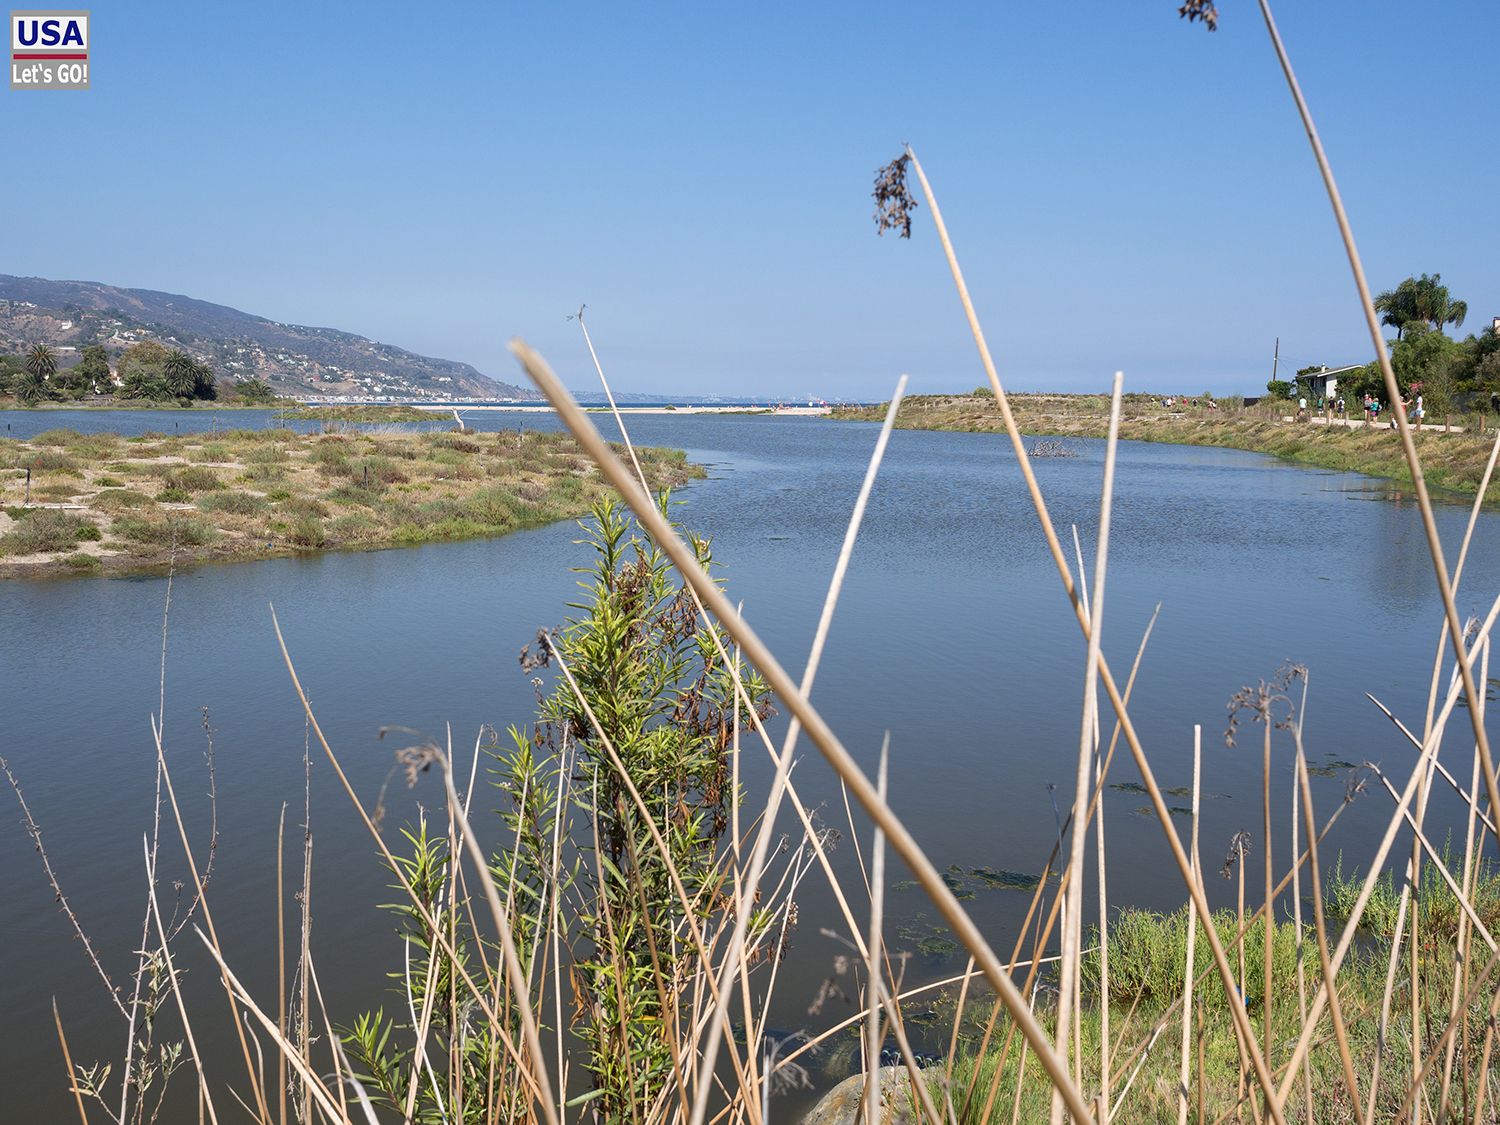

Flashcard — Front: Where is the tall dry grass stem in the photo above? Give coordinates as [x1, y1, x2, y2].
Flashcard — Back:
[899, 146, 1285, 1123]
[1177, 725, 1202, 1125]
[1053, 372, 1123, 1125]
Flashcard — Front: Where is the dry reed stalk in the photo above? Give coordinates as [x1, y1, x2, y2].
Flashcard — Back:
[1260, 709, 1275, 1124]
[1288, 698, 1314, 1125]
[509, 337, 1099, 1123]
[191, 928, 346, 1124]
[1236, 839, 1248, 1120]
[275, 803, 288, 1125]
[1292, 754, 1362, 1109]
[863, 740, 890, 1125]
[143, 840, 219, 1125]
[1068, 519, 1112, 1121]
[304, 951, 350, 1121]
[298, 770, 312, 1125]
[402, 935, 447, 1121]
[897, 148, 1286, 1123]
[147, 712, 271, 1123]
[53, 1000, 89, 1125]
[1092, 657, 1111, 1125]
[1177, 725, 1202, 1125]
[1440, 639, 1490, 1121]
[1054, 373, 1124, 1125]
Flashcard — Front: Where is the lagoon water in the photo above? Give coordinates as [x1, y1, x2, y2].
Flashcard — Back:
[3, 407, 1498, 1116]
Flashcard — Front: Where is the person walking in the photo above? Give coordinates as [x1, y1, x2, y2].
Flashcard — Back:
[1413, 390, 1425, 431]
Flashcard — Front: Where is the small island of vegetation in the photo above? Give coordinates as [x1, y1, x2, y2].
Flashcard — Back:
[0, 426, 701, 577]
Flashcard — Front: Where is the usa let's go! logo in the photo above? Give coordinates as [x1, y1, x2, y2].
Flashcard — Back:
[11, 10, 89, 89]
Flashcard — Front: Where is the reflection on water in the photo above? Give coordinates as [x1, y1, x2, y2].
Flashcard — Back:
[2, 408, 1498, 1116]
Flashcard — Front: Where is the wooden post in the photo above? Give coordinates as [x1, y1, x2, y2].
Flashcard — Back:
[24, 466, 31, 506]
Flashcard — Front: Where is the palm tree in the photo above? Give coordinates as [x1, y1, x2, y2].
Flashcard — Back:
[14, 369, 46, 405]
[191, 359, 217, 401]
[164, 349, 198, 398]
[1375, 274, 1467, 339]
[25, 343, 56, 382]
[1409, 273, 1467, 334]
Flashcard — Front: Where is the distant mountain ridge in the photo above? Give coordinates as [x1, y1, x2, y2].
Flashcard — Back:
[0, 274, 534, 400]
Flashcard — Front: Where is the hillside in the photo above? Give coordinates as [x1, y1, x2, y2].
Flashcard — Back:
[0, 275, 534, 400]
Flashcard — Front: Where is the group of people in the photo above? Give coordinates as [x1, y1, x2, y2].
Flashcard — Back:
[1294, 390, 1426, 429]
[1357, 391, 1426, 429]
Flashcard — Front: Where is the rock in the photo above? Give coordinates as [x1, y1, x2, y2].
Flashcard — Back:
[801, 1066, 928, 1125]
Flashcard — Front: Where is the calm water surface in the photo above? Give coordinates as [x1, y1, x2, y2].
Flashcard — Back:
[3, 408, 1497, 1116]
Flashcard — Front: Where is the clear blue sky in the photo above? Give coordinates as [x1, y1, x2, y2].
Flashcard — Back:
[3, 2, 1494, 398]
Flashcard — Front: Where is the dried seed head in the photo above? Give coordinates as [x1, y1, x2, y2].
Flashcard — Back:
[873, 154, 919, 239]
[1220, 829, 1253, 879]
[1178, 0, 1219, 31]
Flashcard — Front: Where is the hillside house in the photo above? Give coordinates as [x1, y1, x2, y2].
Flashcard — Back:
[1297, 363, 1362, 404]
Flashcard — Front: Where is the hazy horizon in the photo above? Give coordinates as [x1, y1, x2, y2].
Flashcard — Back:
[4, 2, 1495, 399]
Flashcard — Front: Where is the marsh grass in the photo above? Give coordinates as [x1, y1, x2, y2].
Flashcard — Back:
[0, 508, 97, 555]
[0, 428, 701, 577]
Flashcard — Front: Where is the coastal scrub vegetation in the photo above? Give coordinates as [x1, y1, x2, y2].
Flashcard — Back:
[0, 343, 297, 407]
[0, 427, 701, 576]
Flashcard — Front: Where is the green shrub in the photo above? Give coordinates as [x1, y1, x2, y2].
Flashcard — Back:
[361, 456, 408, 485]
[94, 488, 155, 511]
[279, 496, 328, 519]
[26, 449, 79, 473]
[112, 514, 218, 547]
[29, 428, 82, 446]
[327, 512, 380, 539]
[265, 487, 292, 502]
[328, 484, 382, 507]
[243, 462, 287, 483]
[189, 443, 232, 463]
[160, 466, 223, 492]
[60, 551, 102, 573]
[1, 509, 93, 554]
[95, 476, 124, 488]
[157, 488, 191, 503]
[197, 490, 269, 516]
[75, 523, 102, 542]
[286, 515, 326, 547]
